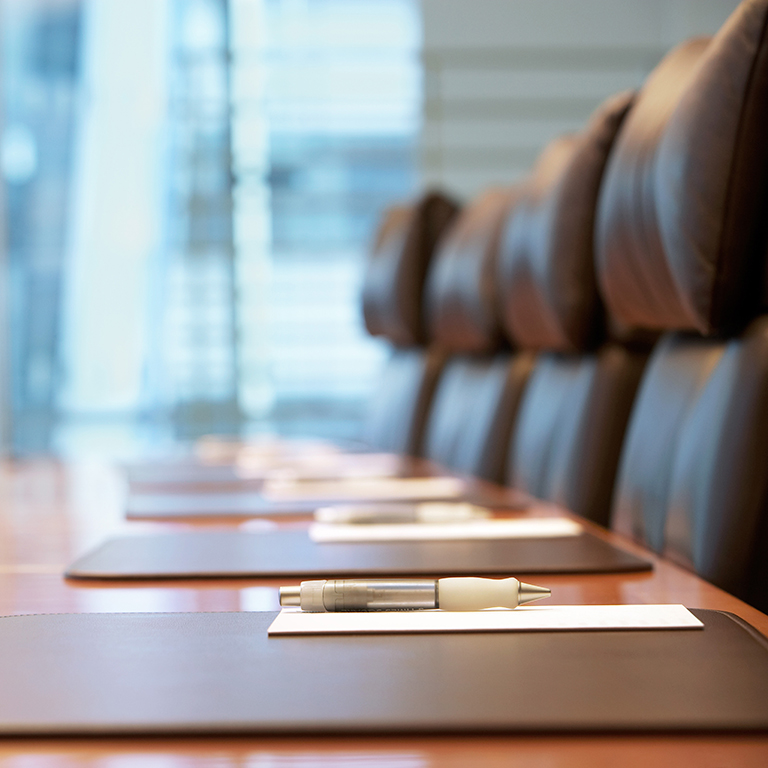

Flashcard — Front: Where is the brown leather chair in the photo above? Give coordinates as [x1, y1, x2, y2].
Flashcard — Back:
[610, 325, 768, 581]
[363, 191, 459, 348]
[423, 351, 534, 484]
[361, 346, 446, 456]
[597, 0, 768, 600]
[498, 91, 649, 526]
[420, 188, 534, 482]
[360, 191, 459, 455]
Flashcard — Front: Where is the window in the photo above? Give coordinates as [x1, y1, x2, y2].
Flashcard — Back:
[1, 0, 422, 454]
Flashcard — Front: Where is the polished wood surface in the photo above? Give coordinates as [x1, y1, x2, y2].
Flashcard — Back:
[1, 457, 768, 764]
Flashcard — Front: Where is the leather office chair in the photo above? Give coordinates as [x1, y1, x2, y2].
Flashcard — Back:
[419, 188, 535, 483]
[597, 0, 768, 600]
[498, 91, 649, 526]
[361, 190, 459, 455]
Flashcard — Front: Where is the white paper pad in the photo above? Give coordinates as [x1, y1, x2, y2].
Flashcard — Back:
[261, 476, 467, 503]
[314, 502, 491, 525]
[267, 604, 704, 636]
[196, 436, 340, 464]
[127, 492, 276, 515]
[309, 517, 583, 542]
[238, 453, 404, 482]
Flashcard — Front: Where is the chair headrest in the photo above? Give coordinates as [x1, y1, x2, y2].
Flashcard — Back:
[497, 91, 635, 352]
[425, 188, 520, 353]
[362, 191, 459, 346]
[597, 0, 768, 336]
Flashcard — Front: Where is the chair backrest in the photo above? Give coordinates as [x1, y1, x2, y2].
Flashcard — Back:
[423, 352, 534, 483]
[361, 191, 459, 455]
[420, 188, 534, 481]
[425, 188, 519, 354]
[598, 2, 768, 336]
[360, 347, 445, 455]
[363, 191, 459, 347]
[499, 91, 647, 525]
[597, 0, 768, 597]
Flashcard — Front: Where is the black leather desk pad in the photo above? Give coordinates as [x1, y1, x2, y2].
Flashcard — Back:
[125, 493, 520, 519]
[125, 462, 244, 486]
[0, 609, 767, 734]
[65, 529, 651, 580]
[126, 491, 327, 517]
[124, 488, 521, 519]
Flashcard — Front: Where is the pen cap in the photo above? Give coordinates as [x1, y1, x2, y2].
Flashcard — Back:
[437, 577, 550, 611]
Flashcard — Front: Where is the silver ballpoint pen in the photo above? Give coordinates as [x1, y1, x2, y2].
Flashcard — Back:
[279, 577, 551, 612]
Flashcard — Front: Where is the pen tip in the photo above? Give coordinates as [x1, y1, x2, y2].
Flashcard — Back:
[518, 582, 551, 606]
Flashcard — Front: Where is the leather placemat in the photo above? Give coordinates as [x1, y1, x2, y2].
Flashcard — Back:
[125, 488, 528, 520]
[126, 492, 322, 517]
[0, 610, 766, 734]
[124, 489, 527, 519]
[65, 529, 651, 580]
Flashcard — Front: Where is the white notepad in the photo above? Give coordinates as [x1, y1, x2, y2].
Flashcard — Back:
[313, 501, 492, 525]
[261, 476, 467, 503]
[237, 452, 404, 481]
[308, 517, 583, 542]
[127, 492, 272, 515]
[267, 604, 704, 636]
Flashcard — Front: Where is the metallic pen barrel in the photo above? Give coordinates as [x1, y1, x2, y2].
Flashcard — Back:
[280, 579, 437, 612]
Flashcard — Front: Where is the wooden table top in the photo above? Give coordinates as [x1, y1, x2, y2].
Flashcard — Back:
[1, 456, 768, 765]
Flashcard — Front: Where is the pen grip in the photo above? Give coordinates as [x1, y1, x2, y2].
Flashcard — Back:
[438, 577, 521, 611]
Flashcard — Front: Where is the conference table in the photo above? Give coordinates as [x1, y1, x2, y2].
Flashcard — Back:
[1, 457, 768, 765]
